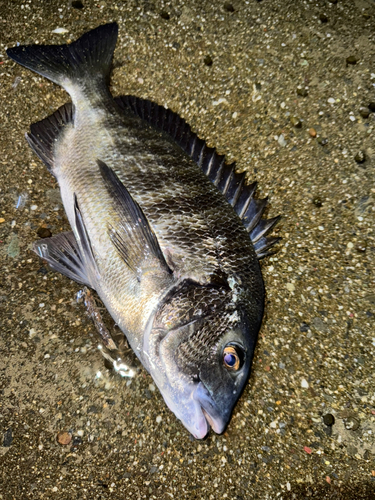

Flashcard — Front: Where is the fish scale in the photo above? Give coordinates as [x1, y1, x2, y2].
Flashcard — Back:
[7, 22, 279, 439]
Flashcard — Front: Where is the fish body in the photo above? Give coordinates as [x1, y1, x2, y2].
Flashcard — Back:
[7, 24, 279, 438]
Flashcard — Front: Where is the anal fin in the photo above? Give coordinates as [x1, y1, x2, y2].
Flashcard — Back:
[33, 231, 92, 286]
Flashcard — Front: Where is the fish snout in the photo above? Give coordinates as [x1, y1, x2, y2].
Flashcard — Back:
[194, 382, 228, 435]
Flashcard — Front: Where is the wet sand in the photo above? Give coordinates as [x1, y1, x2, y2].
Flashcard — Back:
[1, 0, 375, 498]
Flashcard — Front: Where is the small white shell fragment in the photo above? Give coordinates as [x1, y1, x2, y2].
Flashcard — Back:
[212, 97, 228, 106]
[301, 378, 309, 389]
[52, 28, 69, 34]
[277, 134, 287, 147]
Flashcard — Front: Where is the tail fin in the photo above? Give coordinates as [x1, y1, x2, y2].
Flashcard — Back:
[6, 23, 118, 88]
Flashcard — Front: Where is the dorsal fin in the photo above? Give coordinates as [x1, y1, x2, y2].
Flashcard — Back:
[115, 95, 280, 258]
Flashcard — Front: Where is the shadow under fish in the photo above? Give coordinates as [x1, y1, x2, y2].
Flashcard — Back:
[7, 23, 280, 439]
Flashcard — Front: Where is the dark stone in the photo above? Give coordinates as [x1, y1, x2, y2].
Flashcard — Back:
[72, 436, 83, 446]
[87, 405, 99, 413]
[346, 56, 358, 65]
[71, 0, 84, 8]
[204, 55, 213, 66]
[356, 240, 367, 253]
[319, 13, 328, 23]
[359, 107, 370, 119]
[144, 389, 152, 399]
[224, 2, 235, 12]
[313, 197, 323, 207]
[36, 227, 52, 238]
[368, 102, 375, 112]
[3, 427, 13, 447]
[160, 11, 170, 20]
[323, 413, 335, 426]
[290, 116, 302, 128]
[364, 450, 372, 460]
[297, 88, 308, 97]
[299, 322, 310, 332]
[354, 151, 366, 164]
[317, 137, 328, 146]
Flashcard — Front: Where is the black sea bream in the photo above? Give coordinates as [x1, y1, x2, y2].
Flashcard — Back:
[7, 23, 280, 438]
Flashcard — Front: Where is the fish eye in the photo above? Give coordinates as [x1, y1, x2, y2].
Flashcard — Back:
[223, 344, 244, 371]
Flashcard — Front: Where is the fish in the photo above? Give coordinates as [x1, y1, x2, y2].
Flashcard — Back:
[7, 23, 280, 439]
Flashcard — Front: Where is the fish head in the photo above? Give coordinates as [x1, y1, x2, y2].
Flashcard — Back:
[144, 279, 263, 438]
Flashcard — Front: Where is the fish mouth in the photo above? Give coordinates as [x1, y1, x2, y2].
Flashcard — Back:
[200, 407, 225, 435]
[194, 382, 227, 437]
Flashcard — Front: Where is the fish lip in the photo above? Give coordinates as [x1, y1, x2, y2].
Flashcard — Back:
[194, 382, 227, 435]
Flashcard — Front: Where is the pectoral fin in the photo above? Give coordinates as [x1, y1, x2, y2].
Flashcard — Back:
[97, 159, 172, 281]
[33, 196, 99, 287]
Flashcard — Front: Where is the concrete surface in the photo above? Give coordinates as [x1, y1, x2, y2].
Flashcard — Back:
[0, 0, 374, 498]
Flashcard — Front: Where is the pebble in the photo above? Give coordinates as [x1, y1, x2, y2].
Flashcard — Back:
[290, 116, 302, 128]
[346, 56, 358, 65]
[317, 137, 328, 146]
[323, 414, 335, 426]
[0, 218, 5, 223]
[297, 88, 308, 97]
[344, 417, 360, 431]
[37, 227, 52, 238]
[72, 436, 83, 447]
[277, 134, 287, 147]
[156, 415, 162, 424]
[313, 196, 322, 207]
[56, 431, 72, 445]
[327, 98, 335, 104]
[300, 323, 310, 332]
[309, 128, 317, 138]
[311, 317, 328, 333]
[71, 1, 84, 8]
[319, 13, 328, 23]
[356, 240, 367, 253]
[160, 11, 170, 20]
[7, 233, 20, 258]
[286, 283, 295, 292]
[359, 107, 370, 119]
[3, 428, 13, 447]
[224, 2, 235, 12]
[368, 102, 375, 112]
[301, 379, 309, 389]
[204, 55, 213, 66]
[52, 28, 69, 34]
[354, 151, 366, 164]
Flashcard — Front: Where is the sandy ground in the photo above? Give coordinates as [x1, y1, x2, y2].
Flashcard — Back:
[1, 0, 375, 498]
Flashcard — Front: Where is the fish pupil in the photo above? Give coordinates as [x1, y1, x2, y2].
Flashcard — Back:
[224, 353, 236, 367]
